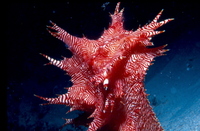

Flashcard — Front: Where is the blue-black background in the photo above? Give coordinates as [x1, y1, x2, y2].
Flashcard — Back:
[7, 2, 200, 131]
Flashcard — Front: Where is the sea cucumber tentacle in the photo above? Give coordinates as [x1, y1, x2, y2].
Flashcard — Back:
[47, 21, 97, 59]
[46, 21, 80, 46]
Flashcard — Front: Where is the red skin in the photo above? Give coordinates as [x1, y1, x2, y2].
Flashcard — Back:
[35, 2, 173, 131]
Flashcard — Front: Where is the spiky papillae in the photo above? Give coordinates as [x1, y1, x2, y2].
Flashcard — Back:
[35, 2, 173, 131]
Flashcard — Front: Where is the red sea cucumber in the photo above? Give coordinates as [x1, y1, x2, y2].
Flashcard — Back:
[35, 2, 173, 131]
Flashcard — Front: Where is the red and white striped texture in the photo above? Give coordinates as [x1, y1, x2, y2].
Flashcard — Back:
[35, 2, 173, 131]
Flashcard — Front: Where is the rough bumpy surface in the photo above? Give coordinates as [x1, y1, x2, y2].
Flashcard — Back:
[35, 2, 173, 131]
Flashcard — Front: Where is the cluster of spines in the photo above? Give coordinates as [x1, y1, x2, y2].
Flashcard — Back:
[35, 2, 173, 131]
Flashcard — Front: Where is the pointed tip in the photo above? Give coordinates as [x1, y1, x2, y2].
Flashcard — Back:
[153, 9, 164, 22]
[66, 107, 74, 114]
[66, 110, 71, 114]
[34, 94, 38, 97]
[46, 25, 54, 30]
[59, 118, 74, 129]
[39, 104, 44, 106]
[114, 2, 121, 14]
[39, 53, 44, 56]
[161, 44, 168, 50]
[82, 33, 86, 39]
[158, 9, 164, 16]
[116, 2, 121, 8]
[40, 54, 53, 65]
[163, 44, 168, 47]
[166, 49, 170, 51]
[64, 87, 69, 90]
[163, 49, 170, 52]
[61, 55, 64, 58]
[34, 94, 51, 106]
[43, 63, 51, 66]
[120, 8, 124, 13]
[49, 20, 55, 25]
[39, 54, 63, 68]
[160, 30, 165, 33]
[169, 18, 175, 21]
[150, 63, 154, 65]
[40, 53, 50, 59]
[34, 94, 43, 99]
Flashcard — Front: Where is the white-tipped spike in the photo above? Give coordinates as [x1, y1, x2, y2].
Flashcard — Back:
[40, 53, 64, 69]
[114, 2, 121, 14]
[152, 9, 164, 23]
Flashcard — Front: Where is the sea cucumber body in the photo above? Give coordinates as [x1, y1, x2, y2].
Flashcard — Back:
[35, 2, 173, 131]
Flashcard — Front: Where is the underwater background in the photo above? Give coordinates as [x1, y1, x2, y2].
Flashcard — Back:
[7, 2, 200, 131]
